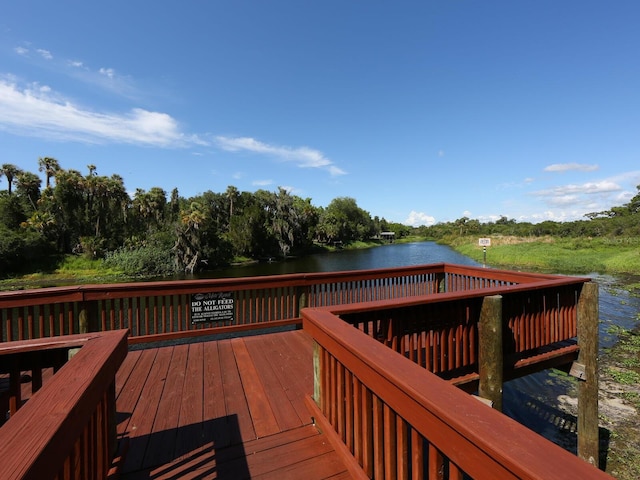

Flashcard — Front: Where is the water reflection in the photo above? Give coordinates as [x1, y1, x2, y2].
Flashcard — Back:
[195, 241, 480, 279]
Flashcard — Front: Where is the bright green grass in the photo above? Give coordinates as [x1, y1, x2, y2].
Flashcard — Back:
[450, 236, 640, 275]
[0, 255, 128, 290]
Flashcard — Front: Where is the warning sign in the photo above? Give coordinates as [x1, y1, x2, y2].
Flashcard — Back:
[191, 291, 235, 324]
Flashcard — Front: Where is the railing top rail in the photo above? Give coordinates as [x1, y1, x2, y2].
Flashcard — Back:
[0, 263, 587, 305]
[0, 287, 84, 308]
[0, 333, 92, 359]
[441, 262, 579, 282]
[303, 308, 611, 479]
[0, 330, 129, 480]
[324, 276, 592, 316]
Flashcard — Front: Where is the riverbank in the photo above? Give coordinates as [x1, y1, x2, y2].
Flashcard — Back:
[596, 325, 640, 479]
[0, 237, 422, 291]
[445, 235, 640, 276]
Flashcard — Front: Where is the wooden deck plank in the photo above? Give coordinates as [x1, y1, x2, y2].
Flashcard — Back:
[174, 342, 205, 459]
[133, 425, 339, 480]
[115, 349, 157, 435]
[143, 344, 190, 469]
[252, 451, 349, 479]
[203, 340, 231, 449]
[231, 337, 281, 438]
[115, 348, 142, 394]
[243, 334, 307, 431]
[115, 331, 355, 480]
[265, 331, 314, 422]
[231, 432, 335, 478]
[217, 339, 256, 443]
[121, 346, 173, 473]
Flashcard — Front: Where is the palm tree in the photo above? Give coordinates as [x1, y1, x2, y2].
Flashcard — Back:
[225, 185, 239, 229]
[38, 157, 60, 188]
[1, 163, 23, 195]
[16, 171, 42, 210]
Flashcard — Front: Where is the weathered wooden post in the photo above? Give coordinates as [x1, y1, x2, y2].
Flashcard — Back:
[313, 341, 321, 406]
[478, 295, 503, 411]
[576, 281, 599, 466]
[79, 299, 99, 333]
[297, 285, 308, 318]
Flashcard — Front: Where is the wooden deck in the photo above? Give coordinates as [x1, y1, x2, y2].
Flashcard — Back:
[113, 329, 352, 479]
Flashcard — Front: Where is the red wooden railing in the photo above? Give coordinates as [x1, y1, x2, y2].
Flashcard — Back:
[0, 265, 602, 479]
[326, 278, 587, 387]
[0, 330, 128, 480]
[0, 263, 577, 344]
[303, 308, 611, 479]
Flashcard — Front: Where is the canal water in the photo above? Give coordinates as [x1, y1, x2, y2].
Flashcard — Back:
[201, 241, 480, 278]
[199, 241, 640, 454]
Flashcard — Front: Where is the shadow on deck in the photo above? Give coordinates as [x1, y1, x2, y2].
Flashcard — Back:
[113, 329, 351, 479]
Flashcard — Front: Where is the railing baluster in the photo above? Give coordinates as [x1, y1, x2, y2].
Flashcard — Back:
[345, 369, 354, 452]
[352, 376, 362, 460]
[362, 386, 374, 478]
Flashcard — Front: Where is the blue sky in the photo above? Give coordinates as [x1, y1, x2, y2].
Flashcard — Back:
[1, 1, 639, 226]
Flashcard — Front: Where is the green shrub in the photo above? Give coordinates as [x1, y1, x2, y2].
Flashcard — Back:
[0, 225, 56, 277]
[104, 245, 175, 277]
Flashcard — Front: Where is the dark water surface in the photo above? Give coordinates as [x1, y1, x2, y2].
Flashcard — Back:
[199, 241, 480, 278]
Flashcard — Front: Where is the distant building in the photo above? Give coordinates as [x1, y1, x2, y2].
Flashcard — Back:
[380, 231, 395, 243]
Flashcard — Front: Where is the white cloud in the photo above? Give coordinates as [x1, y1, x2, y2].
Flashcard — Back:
[544, 163, 599, 173]
[36, 49, 53, 60]
[404, 210, 435, 227]
[252, 179, 273, 186]
[533, 180, 621, 197]
[0, 79, 205, 147]
[13, 42, 139, 99]
[514, 174, 640, 222]
[215, 135, 346, 176]
[99, 67, 116, 79]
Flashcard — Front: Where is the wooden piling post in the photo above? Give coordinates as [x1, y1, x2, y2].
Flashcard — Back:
[79, 300, 99, 333]
[577, 281, 599, 466]
[313, 341, 321, 406]
[436, 272, 446, 293]
[478, 295, 503, 411]
[297, 286, 308, 318]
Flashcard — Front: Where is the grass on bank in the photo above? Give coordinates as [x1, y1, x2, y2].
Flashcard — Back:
[447, 235, 640, 275]
[0, 239, 394, 290]
[600, 325, 640, 480]
[0, 256, 130, 290]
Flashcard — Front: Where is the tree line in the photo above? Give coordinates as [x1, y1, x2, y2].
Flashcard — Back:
[3, 158, 639, 278]
[0, 158, 410, 277]
[416, 188, 640, 240]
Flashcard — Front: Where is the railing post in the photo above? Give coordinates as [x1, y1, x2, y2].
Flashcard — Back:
[108, 380, 118, 457]
[79, 299, 99, 333]
[436, 272, 446, 293]
[313, 341, 321, 406]
[8, 358, 21, 418]
[478, 295, 503, 411]
[577, 281, 599, 467]
[297, 286, 309, 317]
